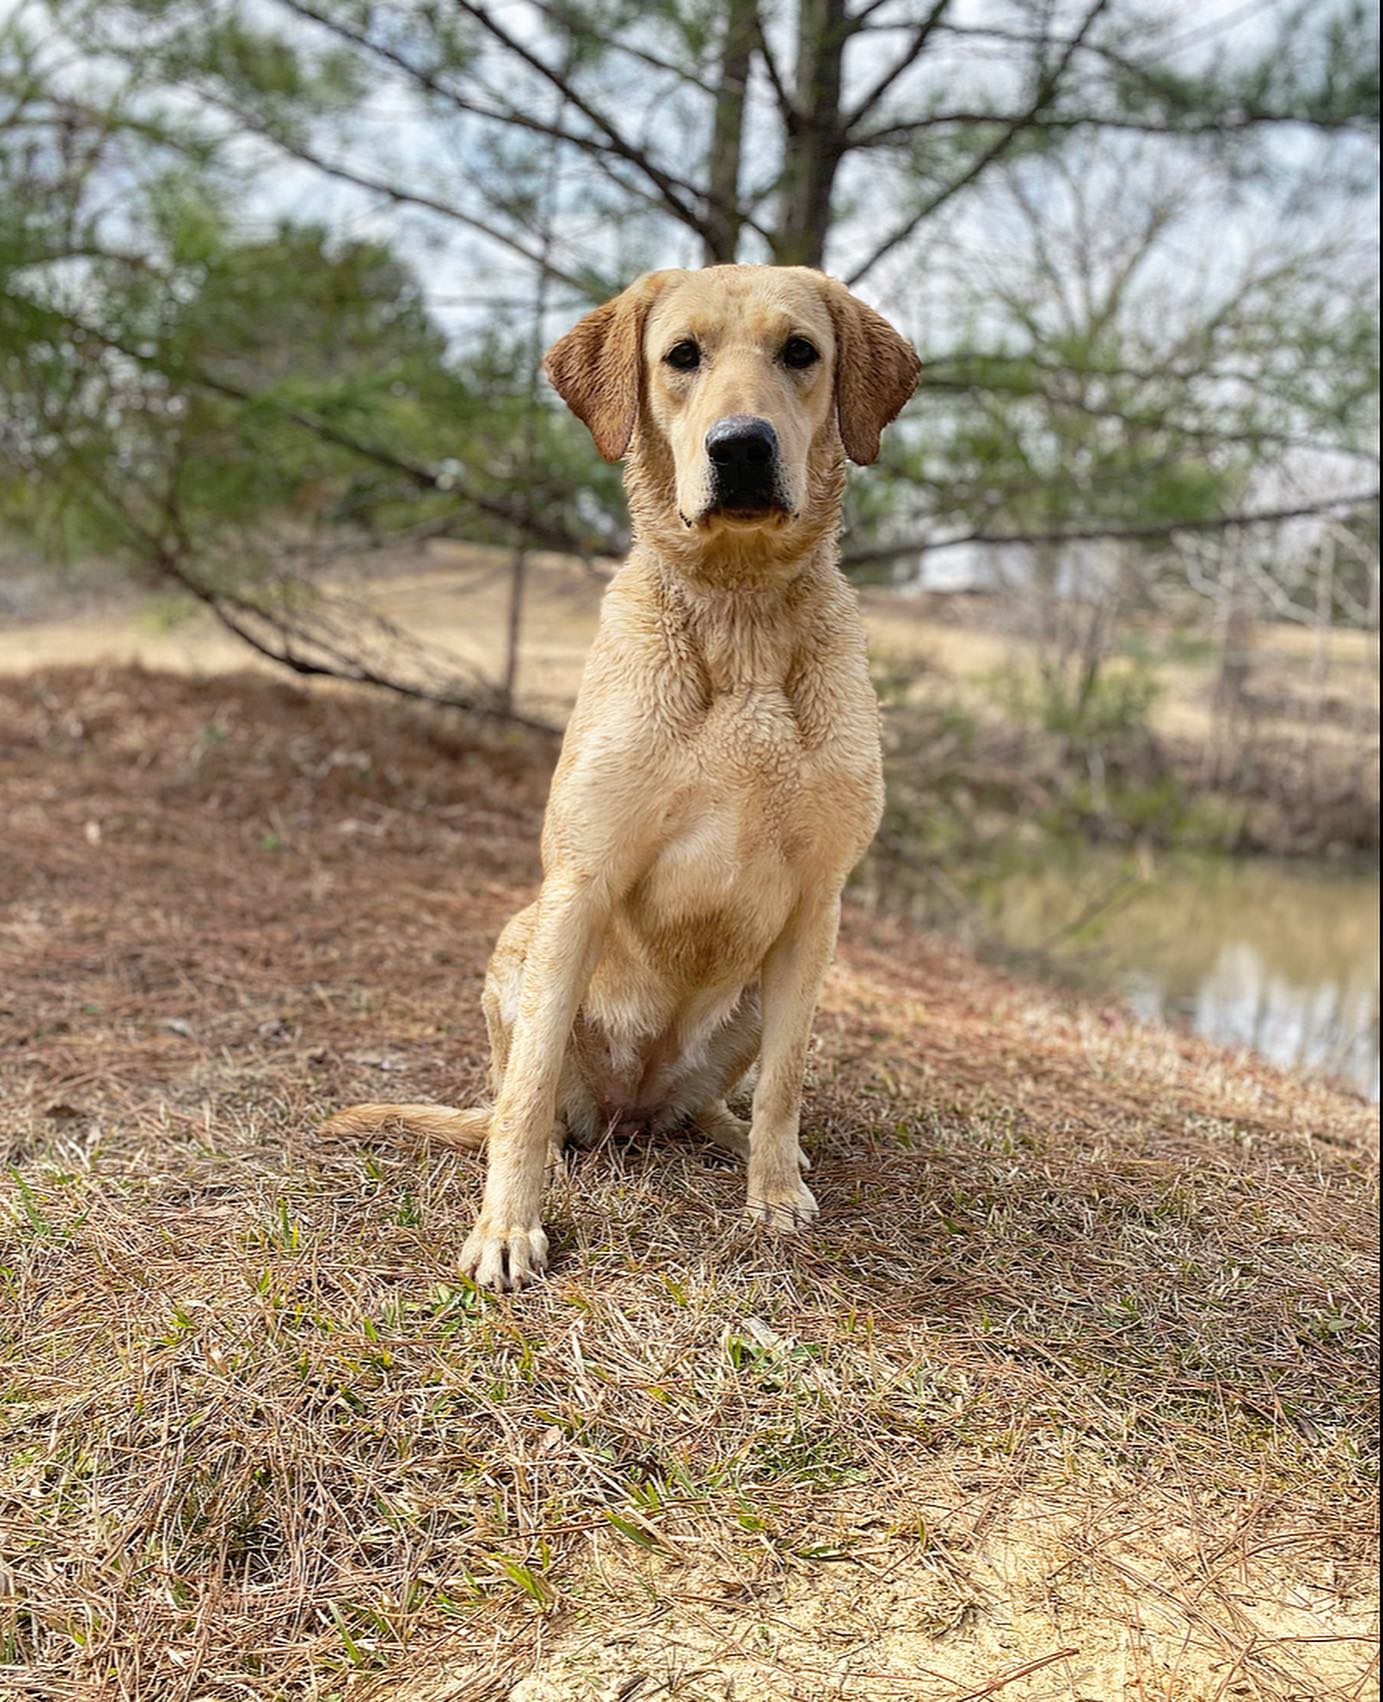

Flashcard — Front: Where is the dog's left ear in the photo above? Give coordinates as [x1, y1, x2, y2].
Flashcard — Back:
[824, 281, 921, 465]
[545, 271, 677, 460]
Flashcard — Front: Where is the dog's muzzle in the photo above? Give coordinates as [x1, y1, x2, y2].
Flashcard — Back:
[704, 414, 787, 519]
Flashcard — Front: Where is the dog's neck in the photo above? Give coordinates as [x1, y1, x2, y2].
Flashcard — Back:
[620, 457, 858, 711]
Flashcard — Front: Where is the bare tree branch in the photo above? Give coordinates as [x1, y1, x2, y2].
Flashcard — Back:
[175, 566, 561, 735]
[753, 9, 795, 117]
[842, 489, 1382, 568]
[853, 105, 1378, 151]
[272, 0, 716, 239]
[451, 0, 714, 243]
[525, 0, 720, 96]
[846, 0, 1113, 284]
[917, 373, 1380, 459]
[68, 477, 564, 731]
[847, 0, 906, 27]
[923, 348, 1370, 392]
[841, 0, 953, 133]
[927, 19, 1380, 135]
[187, 84, 600, 298]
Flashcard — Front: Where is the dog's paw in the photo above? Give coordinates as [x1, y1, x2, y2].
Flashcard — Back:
[460, 1219, 549, 1292]
[746, 1179, 819, 1233]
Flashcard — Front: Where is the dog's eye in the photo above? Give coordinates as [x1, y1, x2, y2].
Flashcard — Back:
[664, 340, 701, 371]
[781, 336, 819, 370]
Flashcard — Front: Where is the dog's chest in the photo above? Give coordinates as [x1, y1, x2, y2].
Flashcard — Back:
[634, 579, 884, 893]
[667, 674, 878, 875]
[704, 682, 801, 790]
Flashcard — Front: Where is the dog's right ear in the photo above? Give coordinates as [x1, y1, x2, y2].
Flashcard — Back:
[544, 272, 675, 461]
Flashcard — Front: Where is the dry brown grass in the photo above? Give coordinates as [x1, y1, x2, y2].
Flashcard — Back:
[0, 666, 1377, 1702]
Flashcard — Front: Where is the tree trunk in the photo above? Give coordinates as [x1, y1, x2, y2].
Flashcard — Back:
[703, 0, 757, 263]
[502, 84, 567, 713]
[776, 0, 849, 266]
[1212, 538, 1254, 783]
[1312, 532, 1335, 689]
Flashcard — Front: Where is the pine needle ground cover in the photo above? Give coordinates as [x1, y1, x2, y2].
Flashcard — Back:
[1, 667, 1376, 1701]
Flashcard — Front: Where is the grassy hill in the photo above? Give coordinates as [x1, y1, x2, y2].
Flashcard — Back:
[0, 666, 1377, 1701]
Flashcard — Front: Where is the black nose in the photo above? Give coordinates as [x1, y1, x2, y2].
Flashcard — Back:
[706, 414, 779, 475]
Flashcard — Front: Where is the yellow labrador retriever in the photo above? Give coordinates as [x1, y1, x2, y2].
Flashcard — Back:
[327, 265, 920, 1289]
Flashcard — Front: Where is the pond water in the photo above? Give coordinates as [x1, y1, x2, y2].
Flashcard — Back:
[868, 851, 1380, 1101]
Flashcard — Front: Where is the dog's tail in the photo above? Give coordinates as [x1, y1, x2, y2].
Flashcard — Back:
[321, 1103, 490, 1148]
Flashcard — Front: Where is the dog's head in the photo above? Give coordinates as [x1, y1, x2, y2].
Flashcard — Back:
[546, 266, 919, 548]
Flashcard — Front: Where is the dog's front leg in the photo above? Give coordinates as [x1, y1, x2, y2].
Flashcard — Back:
[461, 872, 607, 1290]
[746, 894, 841, 1231]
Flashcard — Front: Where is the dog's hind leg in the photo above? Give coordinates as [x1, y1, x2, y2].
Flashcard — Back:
[684, 1100, 810, 1173]
[659, 992, 810, 1173]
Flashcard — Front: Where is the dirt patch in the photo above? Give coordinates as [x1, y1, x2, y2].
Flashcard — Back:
[0, 666, 1377, 1701]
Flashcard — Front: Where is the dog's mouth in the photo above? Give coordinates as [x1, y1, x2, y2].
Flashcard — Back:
[701, 497, 791, 527]
[688, 476, 793, 528]
[679, 499, 792, 530]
